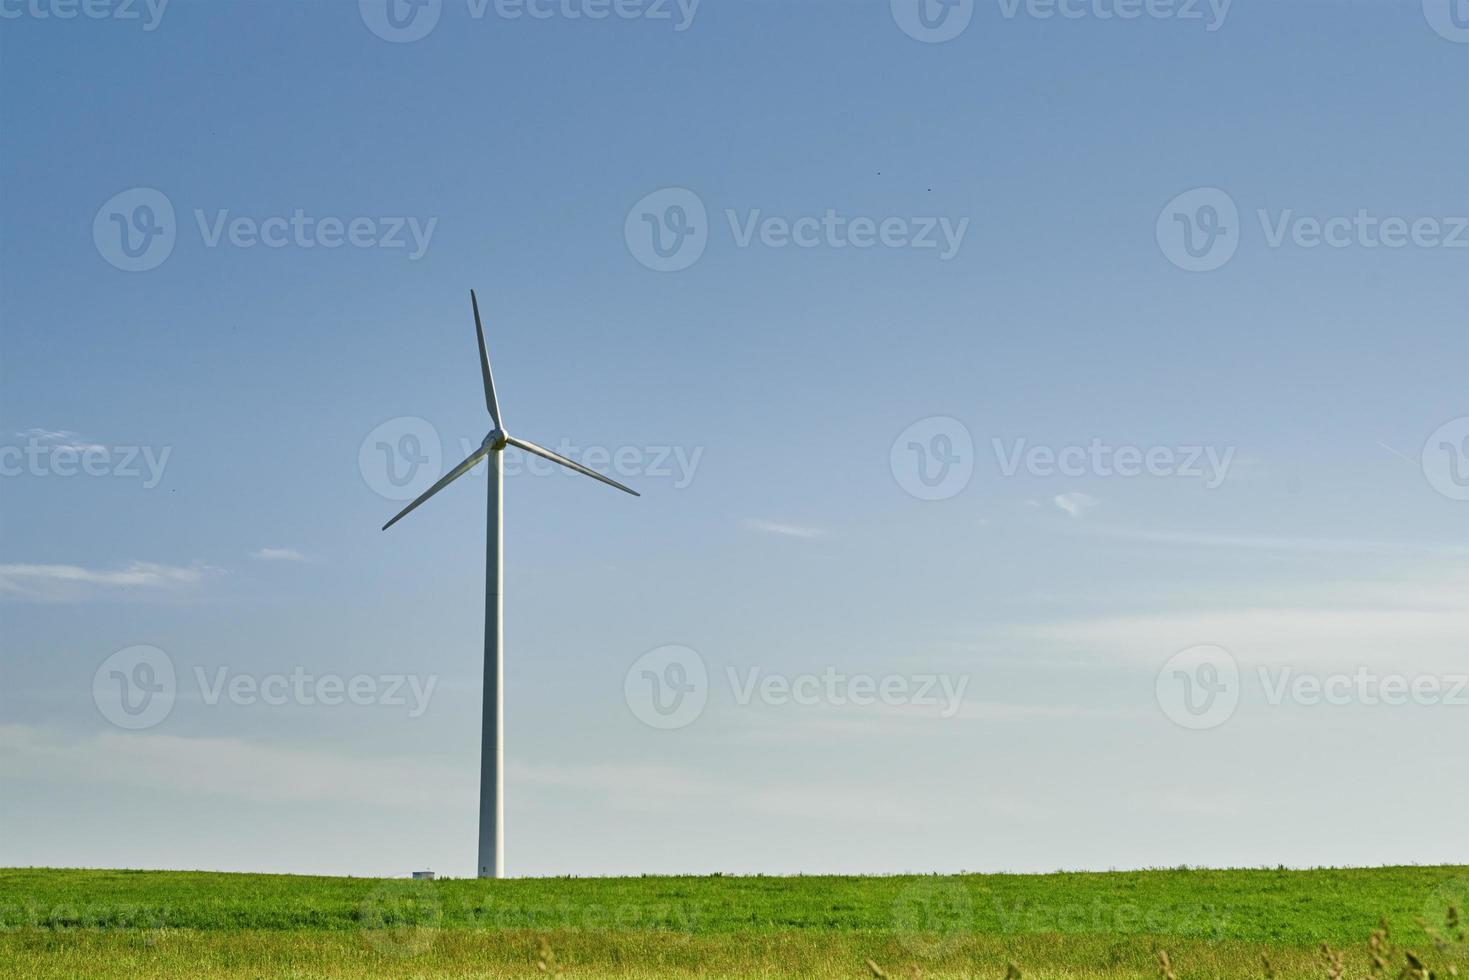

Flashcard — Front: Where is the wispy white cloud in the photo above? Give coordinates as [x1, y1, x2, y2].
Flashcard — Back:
[249, 548, 307, 562]
[0, 561, 221, 599]
[1009, 569, 1469, 672]
[722, 700, 1144, 744]
[10, 738, 926, 826]
[14, 428, 105, 453]
[513, 762, 722, 806]
[0, 726, 467, 811]
[1084, 525, 1468, 557]
[513, 759, 922, 824]
[1022, 607, 1469, 668]
[1053, 492, 1098, 518]
[744, 519, 826, 539]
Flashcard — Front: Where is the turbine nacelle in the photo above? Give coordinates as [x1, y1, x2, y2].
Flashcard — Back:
[483, 429, 509, 452]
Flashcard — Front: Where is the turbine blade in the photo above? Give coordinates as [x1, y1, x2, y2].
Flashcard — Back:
[381, 446, 490, 530]
[507, 436, 640, 497]
[470, 289, 503, 428]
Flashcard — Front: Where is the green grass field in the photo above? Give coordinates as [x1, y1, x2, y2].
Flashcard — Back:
[2, 866, 1466, 978]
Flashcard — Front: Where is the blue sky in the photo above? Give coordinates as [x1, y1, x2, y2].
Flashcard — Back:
[1, 0, 1466, 878]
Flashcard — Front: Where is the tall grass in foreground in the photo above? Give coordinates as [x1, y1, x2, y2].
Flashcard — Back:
[0, 918, 1465, 980]
[1, 866, 1466, 978]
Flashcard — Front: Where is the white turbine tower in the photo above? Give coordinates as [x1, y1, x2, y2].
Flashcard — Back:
[381, 290, 638, 879]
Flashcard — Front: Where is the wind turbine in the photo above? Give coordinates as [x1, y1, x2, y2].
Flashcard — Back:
[381, 290, 638, 879]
